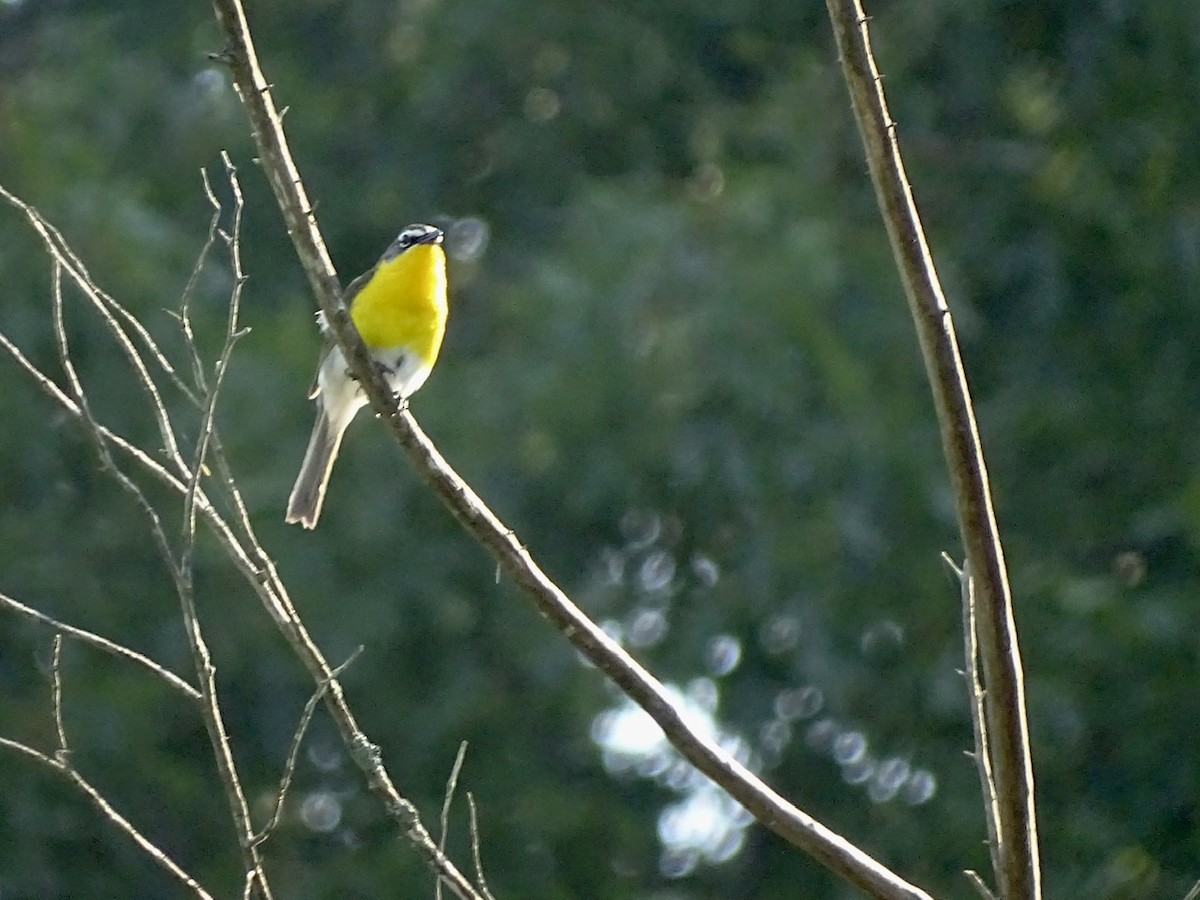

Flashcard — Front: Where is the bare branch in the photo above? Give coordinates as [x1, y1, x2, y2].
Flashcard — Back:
[946, 554, 1002, 879]
[466, 793, 496, 900]
[436, 742, 470, 900]
[254, 647, 365, 848]
[50, 635, 69, 759]
[966, 870, 1001, 900]
[0, 739, 212, 898]
[0, 592, 201, 701]
[824, 2, 1040, 897]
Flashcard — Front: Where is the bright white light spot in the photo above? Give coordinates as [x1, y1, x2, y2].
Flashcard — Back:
[868, 757, 911, 803]
[300, 790, 342, 833]
[597, 547, 625, 585]
[760, 719, 791, 756]
[705, 634, 742, 676]
[627, 607, 668, 647]
[593, 686, 755, 874]
[659, 847, 700, 879]
[831, 730, 867, 766]
[841, 754, 875, 786]
[638, 550, 676, 592]
[708, 827, 745, 863]
[902, 769, 938, 805]
[860, 619, 905, 658]
[306, 741, 343, 772]
[446, 217, 489, 262]
[191, 67, 225, 98]
[591, 707, 666, 760]
[691, 554, 720, 587]
[805, 718, 838, 752]
[620, 509, 661, 548]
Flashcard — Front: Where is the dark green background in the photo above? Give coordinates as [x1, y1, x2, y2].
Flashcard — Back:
[2, 0, 1198, 897]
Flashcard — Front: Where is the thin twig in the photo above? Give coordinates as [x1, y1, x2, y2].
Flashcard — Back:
[437, 742, 470, 900]
[966, 870, 1000, 900]
[197, 152, 263, 542]
[824, 2, 1040, 897]
[1182, 879, 1200, 900]
[0, 591, 201, 701]
[50, 635, 69, 759]
[177, 167, 226, 393]
[0, 737, 214, 899]
[466, 793, 496, 900]
[946, 553, 1001, 880]
[253, 647, 365, 847]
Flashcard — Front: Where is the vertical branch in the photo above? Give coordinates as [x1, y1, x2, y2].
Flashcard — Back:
[950, 556, 1001, 892]
[824, 2, 1040, 898]
[50, 636, 70, 759]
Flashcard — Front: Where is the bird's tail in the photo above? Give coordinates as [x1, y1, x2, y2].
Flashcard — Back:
[285, 403, 346, 529]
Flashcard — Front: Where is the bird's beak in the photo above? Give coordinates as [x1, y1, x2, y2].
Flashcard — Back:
[416, 228, 444, 246]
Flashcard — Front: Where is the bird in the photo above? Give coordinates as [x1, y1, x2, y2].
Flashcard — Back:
[286, 223, 448, 529]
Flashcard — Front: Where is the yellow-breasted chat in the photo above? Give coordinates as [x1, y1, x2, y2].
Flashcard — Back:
[286, 223, 448, 528]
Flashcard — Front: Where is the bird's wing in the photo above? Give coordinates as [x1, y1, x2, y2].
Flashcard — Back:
[306, 261, 380, 399]
[342, 262, 379, 308]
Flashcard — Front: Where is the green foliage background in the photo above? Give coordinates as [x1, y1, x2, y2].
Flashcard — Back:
[2, 0, 1199, 897]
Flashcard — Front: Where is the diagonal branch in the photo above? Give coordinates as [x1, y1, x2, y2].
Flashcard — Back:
[0, 591, 201, 702]
[209, 1, 935, 897]
[824, 2, 1040, 898]
[0, 739, 213, 898]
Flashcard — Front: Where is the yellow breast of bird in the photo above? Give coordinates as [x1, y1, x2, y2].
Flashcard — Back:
[349, 244, 448, 365]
